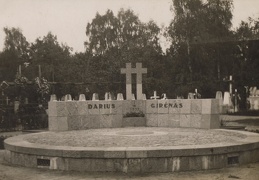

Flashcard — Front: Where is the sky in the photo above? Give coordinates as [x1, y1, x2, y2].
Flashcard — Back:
[0, 0, 259, 53]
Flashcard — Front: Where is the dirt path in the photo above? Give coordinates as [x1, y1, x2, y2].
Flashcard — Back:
[0, 150, 259, 180]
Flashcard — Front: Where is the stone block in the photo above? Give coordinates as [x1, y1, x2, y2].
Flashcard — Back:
[104, 148, 126, 158]
[89, 115, 100, 129]
[128, 159, 141, 173]
[11, 152, 25, 166]
[141, 158, 168, 173]
[191, 99, 202, 114]
[146, 114, 158, 127]
[86, 159, 107, 172]
[147, 149, 172, 158]
[99, 101, 113, 115]
[88, 102, 100, 115]
[122, 100, 132, 115]
[48, 102, 57, 116]
[168, 99, 181, 114]
[211, 99, 220, 114]
[180, 114, 191, 127]
[210, 114, 220, 129]
[110, 101, 123, 114]
[111, 115, 123, 128]
[190, 114, 202, 128]
[81, 116, 92, 129]
[48, 116, 58, 131]
[100, 115, 113, 128]
[146, 100, 158, 114]
[202, 99, 220, 114]
[201, 99, 212, 114]
[157, 100, 169, 114]
[67, 116, 81, 130]
[56, 102, 68, 116]
[126, 149, 147, 158]
[201, 115, 211, 129]
[207, 155, 226, 169]
[171, 157, 181, 172]
[77, 101, 88, 115]
[66, 101, 78, 116]
[67, 158, 85, 171]
[122, 117, 146, 127]
[180, 100, 191, 114]
[57, 117, 68, 131]
[168, 114, 180, 127]
[189, 156, 202, 170]
[179, 156, 190, 171]
[132, 100, 146, 114]
[157, 114, 169, 127]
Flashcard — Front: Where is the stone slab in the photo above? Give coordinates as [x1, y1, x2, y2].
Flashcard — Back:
[168, 114, 180, 127]
[146, 100, 158, 114]
[190, 114, 202, 128]
[191, 100, 202, 114]
[157, 114, 169, 127]
[180, 100, 191, 114]
[146, 114, 158, 127]
[180, 114, 191, 127]
[100, 115, 113, 128]
[168, 99, 182, 114]
[157, 100, 169, 114]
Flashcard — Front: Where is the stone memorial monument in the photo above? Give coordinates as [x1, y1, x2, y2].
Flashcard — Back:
[121, 63, 147, 100]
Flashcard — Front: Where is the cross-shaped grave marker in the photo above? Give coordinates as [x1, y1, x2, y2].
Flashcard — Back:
[121, 63, 147, 100]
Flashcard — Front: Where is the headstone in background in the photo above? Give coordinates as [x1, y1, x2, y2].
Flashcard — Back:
[92, 93, 99, 101]
[252, 87, 257, 96]
[223, 92, 231, 105]
[65, 94, 72, 101]
[50, 94, 57, 101]
[161, 93, 167, 100]
[215, 91, 223, 99]
[150, 91, 160, 99]
[14, 100, 20, 114]
[116, 93, 124, 100]
[254, 100, 259, 110]
[188, 93, 194, 99]
[131, 94, 135, 100]
[105, 92, 112, 101]
[142, 93, 147, 100]
[79, 94, 86, 101]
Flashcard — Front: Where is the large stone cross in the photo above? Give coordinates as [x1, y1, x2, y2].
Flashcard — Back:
[121, 63, 147, 100]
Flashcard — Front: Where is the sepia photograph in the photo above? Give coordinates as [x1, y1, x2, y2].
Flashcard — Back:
[0, 0, 259, 179]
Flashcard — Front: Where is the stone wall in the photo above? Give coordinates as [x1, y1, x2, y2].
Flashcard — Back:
[48, 99, 220, 131]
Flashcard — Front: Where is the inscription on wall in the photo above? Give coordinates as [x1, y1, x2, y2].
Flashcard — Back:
[151, 103, 183, 108]
[88, 103, 115, 109]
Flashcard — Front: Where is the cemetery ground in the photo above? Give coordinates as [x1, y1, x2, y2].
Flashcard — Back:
[0, 115, 259, 179]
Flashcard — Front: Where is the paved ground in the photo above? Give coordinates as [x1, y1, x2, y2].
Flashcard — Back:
[0, 150, 259, 180]
[1, 115, 259, 179]
[24, 127, 247, 147]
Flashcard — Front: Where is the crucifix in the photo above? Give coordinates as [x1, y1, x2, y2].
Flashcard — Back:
[121, 63, 147, 100]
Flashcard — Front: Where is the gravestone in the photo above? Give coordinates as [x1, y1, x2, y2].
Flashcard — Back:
[92, 93, 99, 101]
[105, 92, 112, 101]
[65, 94, 72, 101]
[79, 94, 86, 101]
[50, 94, 57, 101]
[117, 93, 124, 100]
[150, 91, 160, 99]
[121, 63, 147, 100]
[215, 91, 223, 99]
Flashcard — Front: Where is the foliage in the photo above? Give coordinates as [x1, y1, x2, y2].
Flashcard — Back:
[123, 111, 145, 118]
[34, 77, 50, 95]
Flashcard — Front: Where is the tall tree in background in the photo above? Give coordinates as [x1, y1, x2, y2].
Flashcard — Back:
[0, 27, 31, 81]
[84, 9, 164, 96]
[166, 0, 233, 97]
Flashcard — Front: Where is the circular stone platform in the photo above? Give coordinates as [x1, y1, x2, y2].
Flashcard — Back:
[4, 127, 259, 173]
